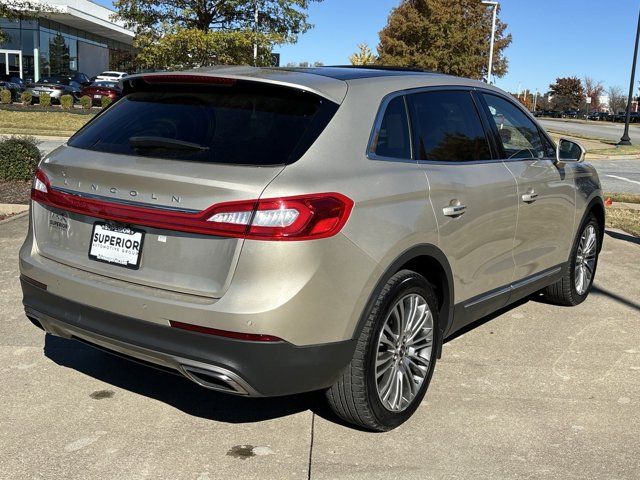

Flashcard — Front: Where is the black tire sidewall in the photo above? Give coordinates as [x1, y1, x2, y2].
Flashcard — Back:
[364, 273, 440, 429]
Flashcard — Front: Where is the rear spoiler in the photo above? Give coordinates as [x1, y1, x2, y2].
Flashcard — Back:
[121, 71, 347, 104]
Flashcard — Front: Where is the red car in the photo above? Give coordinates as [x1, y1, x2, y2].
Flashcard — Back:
[80, 81, 122, 106]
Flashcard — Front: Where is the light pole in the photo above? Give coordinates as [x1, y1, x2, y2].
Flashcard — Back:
[482, 1, 499, 84]
[619, 6, 640, 145]
[253, 0, 259, 66]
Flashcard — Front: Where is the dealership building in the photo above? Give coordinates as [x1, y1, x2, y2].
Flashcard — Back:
[0, 0, 135, 81]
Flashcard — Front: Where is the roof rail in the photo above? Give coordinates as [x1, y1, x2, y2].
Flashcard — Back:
[327, 65, 438, 74]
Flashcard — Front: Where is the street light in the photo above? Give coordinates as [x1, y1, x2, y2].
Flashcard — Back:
[619, 6, 640, 146]
[482, 1, 498, 84]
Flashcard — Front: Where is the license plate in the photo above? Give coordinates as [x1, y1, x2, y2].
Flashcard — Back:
[93, 94, 101, 99]
[89, 223, 144, 269]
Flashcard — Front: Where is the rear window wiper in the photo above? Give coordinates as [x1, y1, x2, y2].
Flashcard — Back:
[129, 136, 210, 152]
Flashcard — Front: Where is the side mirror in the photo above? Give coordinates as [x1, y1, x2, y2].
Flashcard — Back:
[557, 138, 586, 163]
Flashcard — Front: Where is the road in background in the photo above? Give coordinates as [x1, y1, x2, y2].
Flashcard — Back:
[591, 158, 640, 194]
[539, 118, 640, 143]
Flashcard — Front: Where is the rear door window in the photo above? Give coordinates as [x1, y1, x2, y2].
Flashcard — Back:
[406, 91, 492, 161]
[371, 96, 411, 159]
[68, 82, 338, 166]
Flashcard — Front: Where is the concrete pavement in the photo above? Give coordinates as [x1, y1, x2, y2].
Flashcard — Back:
[1, 215, 639, 479]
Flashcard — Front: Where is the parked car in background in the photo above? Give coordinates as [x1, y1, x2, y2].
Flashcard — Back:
[0, 81, 23, 101]
[532, 110, 543, 117]
[542, 110, 562, 118]
[587, 111, 607, 121]
[20, 66, 604, 431]
[0, 74, 26, 100]
[80, 80, 122, 106]
[614, 111, 628, 122]
[562, 109, 579, 119]
[95, 71, 127, 82]
[27, 72, 91, 103]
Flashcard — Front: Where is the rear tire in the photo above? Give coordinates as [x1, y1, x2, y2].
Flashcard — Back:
[542, 213, 600, 306]
[326, 270, 440, 431]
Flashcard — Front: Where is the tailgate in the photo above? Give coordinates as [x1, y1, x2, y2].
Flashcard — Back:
[33, 146, 283, 298]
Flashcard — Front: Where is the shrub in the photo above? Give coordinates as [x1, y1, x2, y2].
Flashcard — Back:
[40, 92, 51, 108]
[21, 91, 32, 106]
[0, 89, 11, 104]
[80, 95, 92, 109]
[101, 95, 112, 109]
[0, 136, 41, 181]
[60, 94, 74, 109]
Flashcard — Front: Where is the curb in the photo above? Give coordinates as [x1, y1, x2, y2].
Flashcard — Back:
[0, 209, 28, 225]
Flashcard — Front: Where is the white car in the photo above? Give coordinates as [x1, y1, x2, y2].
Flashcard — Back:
[95, 71, 127, 81]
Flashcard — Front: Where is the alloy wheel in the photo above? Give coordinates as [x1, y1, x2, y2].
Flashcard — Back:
[575, 224, 597, 295]
[375, 293, 434, 412]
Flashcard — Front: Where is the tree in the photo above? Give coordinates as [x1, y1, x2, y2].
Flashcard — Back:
[376, 0, 512, 79]
[114, 0, 321, 69]
[583, 77, 604, 111]
[349, 43, 376, 66]
[549, 76, 585, 110]
[135, 28, 282, 70]
[607, 85, 626, 115]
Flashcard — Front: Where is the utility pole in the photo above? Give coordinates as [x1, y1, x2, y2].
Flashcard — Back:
[253, 0, 259, 66]
[533, 88, 538, 112]
[482, 1, 499, 84]
[619, 6, 640, 145]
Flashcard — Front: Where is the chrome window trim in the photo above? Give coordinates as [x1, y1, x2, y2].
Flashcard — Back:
[367, 85, 500, 164]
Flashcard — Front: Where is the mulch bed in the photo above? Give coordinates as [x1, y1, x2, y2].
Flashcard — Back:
[0, 180, 31, 204]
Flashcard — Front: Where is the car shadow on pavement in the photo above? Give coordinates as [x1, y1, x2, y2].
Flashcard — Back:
[605, 229, 640, 246]
[44, 334, 321, 423]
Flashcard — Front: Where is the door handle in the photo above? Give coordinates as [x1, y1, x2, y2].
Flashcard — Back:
[521, 192, 538, 203]
[443, 204, 467, 217]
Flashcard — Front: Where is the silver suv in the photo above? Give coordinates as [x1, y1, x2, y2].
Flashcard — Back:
[19, 67, 604, 431]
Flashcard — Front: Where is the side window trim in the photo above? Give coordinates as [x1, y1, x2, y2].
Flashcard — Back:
[367, 93, 414, 162]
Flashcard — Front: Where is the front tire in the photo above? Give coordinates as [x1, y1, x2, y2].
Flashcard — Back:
[326, 270, 440, 431]
[542, 213, 600, 306]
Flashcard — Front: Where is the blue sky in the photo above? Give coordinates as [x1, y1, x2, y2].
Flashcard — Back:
[97, 0, 640, 94]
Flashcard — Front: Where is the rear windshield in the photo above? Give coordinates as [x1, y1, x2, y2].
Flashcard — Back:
[40, 77, 69, 85]
[68, 82, 338, 166]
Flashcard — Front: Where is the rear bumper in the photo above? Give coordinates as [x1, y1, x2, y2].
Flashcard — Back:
[21, 277, 355, 397]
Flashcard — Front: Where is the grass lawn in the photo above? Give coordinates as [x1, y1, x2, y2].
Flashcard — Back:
[0, 110, 94, 137]
[606, 208, 640, 237]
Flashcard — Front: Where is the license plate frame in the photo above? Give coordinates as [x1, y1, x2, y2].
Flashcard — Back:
[88, 222, 145, 270]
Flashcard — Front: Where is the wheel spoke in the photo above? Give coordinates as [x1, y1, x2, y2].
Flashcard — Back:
[375, 293, 434, 412]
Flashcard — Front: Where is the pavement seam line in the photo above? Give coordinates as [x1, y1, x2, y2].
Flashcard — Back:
[307, 412, 316, 480]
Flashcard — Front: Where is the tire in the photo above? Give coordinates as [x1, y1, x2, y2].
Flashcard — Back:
[542, 213, 600, 306]
[326, 270, 440, 431]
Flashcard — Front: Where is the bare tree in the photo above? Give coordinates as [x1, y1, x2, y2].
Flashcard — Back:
[607, 85, 626, 115]
[583, 77, 604, 111]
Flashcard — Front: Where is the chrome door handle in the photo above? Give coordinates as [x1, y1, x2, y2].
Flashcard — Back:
[521, 192, 538, 203]
[443, 204, 467, 217]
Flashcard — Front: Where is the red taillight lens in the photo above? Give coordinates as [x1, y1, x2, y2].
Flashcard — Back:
[51, 85, 65, 90]
[30, 169, 353, 241]
[169, 321, 282, 342]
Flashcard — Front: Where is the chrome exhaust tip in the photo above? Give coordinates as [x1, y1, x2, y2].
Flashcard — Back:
[179, 364, 252, 395]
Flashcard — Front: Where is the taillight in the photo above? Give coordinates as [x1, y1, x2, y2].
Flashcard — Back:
[51, 85, 65, 91]
[30, 169, 353, 241]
